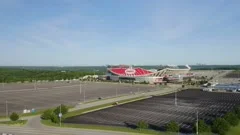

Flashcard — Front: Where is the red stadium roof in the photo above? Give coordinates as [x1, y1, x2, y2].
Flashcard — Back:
[108, 67, 153, 77]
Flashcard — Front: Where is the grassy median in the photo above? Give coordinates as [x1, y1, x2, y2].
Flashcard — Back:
[42, 120, 163, 135]
[65, 96, 147, 118]
[0, 120, 27, 126]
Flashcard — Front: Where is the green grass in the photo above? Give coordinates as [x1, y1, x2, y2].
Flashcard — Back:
[232, 70, 240, 73]
[84, 94, 129, 104]
[227, 123, 240, 135]
[0, 116, 7, 119]
[0, 111, 44, 120]
[0, 105, 74, 119]
[65, 96, 147, 118]
[42, 120, 166, 135]
[0, 120, 27, 126]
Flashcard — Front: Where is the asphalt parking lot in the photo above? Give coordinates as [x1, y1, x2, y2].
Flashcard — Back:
[64, 89, 240, 133]
[0, 82, 156, 116]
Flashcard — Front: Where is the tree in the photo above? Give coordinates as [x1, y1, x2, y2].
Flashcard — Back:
[0, 68, 103, 83]
[166, 121, 179, 132]
[10, 112, 19, 121]
[54, 104, 68, 116]
[233, 106, 240, 119]
[193, 120, 211, 133]
[224, 112, 239, 126]
[212, 118, 230, 135]
[187, 78, 192, 85]
[136, 120, 149, 130]
[41, 109, 53, 120]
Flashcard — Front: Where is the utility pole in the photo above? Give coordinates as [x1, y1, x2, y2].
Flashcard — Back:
[196, 110, 199, 135]
[5, 101, 8, 117]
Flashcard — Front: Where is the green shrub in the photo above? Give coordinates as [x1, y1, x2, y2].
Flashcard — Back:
[41, 109, 53, 120]
[166, 121, 179, 132]
[193, 120, 211, 133]
[54, 104, 68, 116]
[140, 81, 149, 84]
[212, 118, 230, 135]
[224, 112, 239, 126]
[136, 120, 149, 129]
[10, 112, 19, 121]
[50, 113, 59, 123]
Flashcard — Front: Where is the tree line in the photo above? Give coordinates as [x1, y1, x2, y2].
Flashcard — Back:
[0, 68, 103, 83]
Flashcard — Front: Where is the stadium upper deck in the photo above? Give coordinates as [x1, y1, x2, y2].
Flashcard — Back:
[106, 65, 193, 84]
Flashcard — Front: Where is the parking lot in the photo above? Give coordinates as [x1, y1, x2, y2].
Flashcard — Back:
[64, 89, 240, 133]
[0, 81, 155, 116]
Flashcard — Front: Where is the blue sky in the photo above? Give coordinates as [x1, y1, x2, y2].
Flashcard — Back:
[0, 0, 239, 66]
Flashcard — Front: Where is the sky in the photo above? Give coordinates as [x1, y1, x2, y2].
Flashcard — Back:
[0, 0, 239, 66]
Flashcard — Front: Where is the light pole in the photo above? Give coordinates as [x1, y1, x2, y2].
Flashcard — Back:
[6, 100, 8, 118]
[2, 82, 3, 90]
[83, 82, 86, 103]
[79, 81, 82, 95]
[52, 76, 55, 88]
[79, 81, 82, 101]
[33, 72, 45, 90]
[196, 110, 199, 135]
[60, 105, 62, 127]
[34, 80, 37, 90]
[93, 69, 99, 76]
[1, 76, 5, 91]
[175, 90, 177, 106]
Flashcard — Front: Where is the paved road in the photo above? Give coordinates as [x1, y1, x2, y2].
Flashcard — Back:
[0, 84, 180, 135]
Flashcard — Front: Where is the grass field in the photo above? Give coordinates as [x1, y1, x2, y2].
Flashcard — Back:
[0, 120, 27, 126]
[227, 124, 240, 135]
[42, 120, 164, 135]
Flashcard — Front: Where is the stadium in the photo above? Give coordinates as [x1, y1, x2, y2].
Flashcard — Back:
[105, 65, 194, 84]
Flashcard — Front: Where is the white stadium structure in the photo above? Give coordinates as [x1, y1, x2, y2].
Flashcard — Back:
[106, 65, 194, 84]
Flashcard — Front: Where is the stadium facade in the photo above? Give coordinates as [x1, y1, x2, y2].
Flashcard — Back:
[106, 65, 194, 84]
